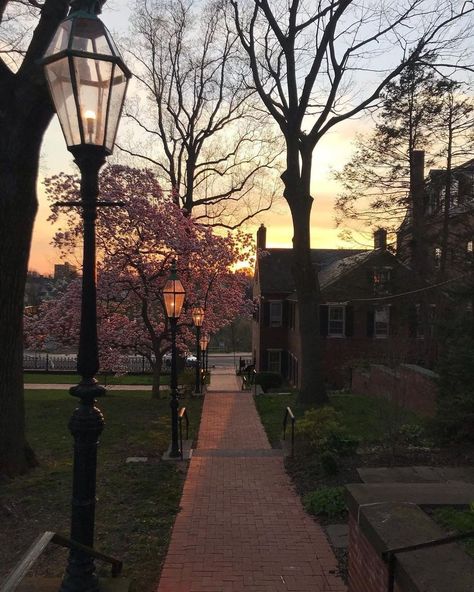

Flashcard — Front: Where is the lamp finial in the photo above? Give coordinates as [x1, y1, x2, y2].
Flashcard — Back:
[69, 0, 105, 16]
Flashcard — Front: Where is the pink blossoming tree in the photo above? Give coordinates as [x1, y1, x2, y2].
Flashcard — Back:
[25, 165, 252, 396]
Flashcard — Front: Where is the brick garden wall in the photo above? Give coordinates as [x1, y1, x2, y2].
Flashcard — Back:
[351, 363, 438, 417]
[348, 513, 402, 592]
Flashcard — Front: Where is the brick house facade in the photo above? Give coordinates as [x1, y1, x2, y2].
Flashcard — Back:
[252, 225, 433, 388]
[397, 151, 474, 280]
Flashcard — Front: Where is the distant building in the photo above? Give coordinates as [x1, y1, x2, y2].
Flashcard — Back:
[54, 262, 78, 282]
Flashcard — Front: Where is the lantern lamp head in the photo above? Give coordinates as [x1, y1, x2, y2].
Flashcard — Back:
[41, 0, 131, 155]
[163, 260, 186, 319]
[192, 305, 205, 328]
[199, 333, 210, 351]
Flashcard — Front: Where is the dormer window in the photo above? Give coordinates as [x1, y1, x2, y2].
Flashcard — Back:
[373, 267, 392, 294]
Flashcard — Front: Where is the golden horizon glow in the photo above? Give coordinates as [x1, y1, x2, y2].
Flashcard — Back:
[29, 110, 372, 275]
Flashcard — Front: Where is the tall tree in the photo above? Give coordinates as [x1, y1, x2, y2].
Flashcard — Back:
[432, 80, 474, 278]
[335, 59, 445, 234]
[231, 0, 473, 404]
[0, 0, 69, 476]
[119, 0, 282, 229]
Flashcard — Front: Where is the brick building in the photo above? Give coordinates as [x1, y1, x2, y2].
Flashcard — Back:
[252, 225, 432, 388]
[397, 151, 474, 279]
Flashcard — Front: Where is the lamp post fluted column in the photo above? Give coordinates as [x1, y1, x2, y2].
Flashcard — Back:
[169, 316, 180, 457]
[61, 147, 107, 592]
[195, 326, 201, 394]
[191, 306, 204, 395]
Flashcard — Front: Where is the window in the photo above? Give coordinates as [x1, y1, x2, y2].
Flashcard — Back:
[467, 240, 473, 254]
[269, 301, 283, 327]
[374, 306, 389, 338]
[267, 350, 281, 373]
[373, 267, 392, 295]
[328, 305, 345, 337]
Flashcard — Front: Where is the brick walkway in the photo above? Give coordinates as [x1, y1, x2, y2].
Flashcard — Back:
[156, 370, 346, 592]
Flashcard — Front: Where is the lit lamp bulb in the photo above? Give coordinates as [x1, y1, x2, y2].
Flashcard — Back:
[84, 110, 96, 143]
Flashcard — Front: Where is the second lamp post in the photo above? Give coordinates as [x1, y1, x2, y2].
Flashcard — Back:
[192, 305, 204, 394]
[163, 260, 185, 458]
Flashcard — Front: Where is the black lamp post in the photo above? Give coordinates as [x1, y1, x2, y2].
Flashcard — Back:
[163, 260, 186, 457]
[192, 306, 204, 394]
[199, 332, 209, 387]
[41, 2, 131, 590]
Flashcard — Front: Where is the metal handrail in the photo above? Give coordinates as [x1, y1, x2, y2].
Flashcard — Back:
[283, 406, 296, 457]
[178, 406, 189, 460]
[383, 529, 474, 592]
[1, 531, 122, 592]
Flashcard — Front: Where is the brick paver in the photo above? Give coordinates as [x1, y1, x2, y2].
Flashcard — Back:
[156, 370, 346, 592]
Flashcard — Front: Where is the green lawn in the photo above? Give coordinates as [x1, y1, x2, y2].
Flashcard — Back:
[0, 388, 202, 591]
[255, 391, 424, 447]
[432, 506, 474, 558]
[23, 372, 169, 385]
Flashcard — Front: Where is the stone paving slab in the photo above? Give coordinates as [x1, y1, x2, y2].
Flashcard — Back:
[207, 368, 242, 392]
[155, 371, 346, 592]
[358, 466, 474, 484]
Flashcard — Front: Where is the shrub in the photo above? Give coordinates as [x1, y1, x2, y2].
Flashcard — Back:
[254, 371, 282, 392]
[398, 423, 429, 447]
[435, 314, 474, 443]
[295, 406, 358, 455]
[304, 487, 346, 520]
[320, 450, 339, 475]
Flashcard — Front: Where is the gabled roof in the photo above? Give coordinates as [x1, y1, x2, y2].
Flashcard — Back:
[258, 248, 366, 293]
[319, 250, 375, 289]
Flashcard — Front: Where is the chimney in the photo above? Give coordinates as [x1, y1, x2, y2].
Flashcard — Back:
[257, 223, 266, 250]
[374, 228, 387, 251]
[411, 150, 425, 202]
[410, 149, 427, 275]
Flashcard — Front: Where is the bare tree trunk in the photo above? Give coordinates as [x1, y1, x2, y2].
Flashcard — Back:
[285, 164, 328, 406]
[151, 357, 163, 398]
[0, 154, 40, 475]
[440, 124, 453, 278]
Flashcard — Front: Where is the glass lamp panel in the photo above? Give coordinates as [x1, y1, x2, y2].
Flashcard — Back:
[45, 56, 80, 146]
[104, 65, 128, 151]
[104, 26, 124, 59]
[73, 56, 112, 146]
[71, 18, 113, 55]
[163, 279, 186, 318]
[45, 19, 73, 57]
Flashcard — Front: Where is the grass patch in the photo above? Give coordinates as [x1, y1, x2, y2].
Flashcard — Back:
[23, 372, 170, 385]
[1, 389, 202, 591]
[432, 506, 474, 558]
[255, 391, 425, 448]
[254, 393, 296, 446]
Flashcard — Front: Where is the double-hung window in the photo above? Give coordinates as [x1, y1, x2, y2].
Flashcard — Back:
[328, 305, 345, 337]
[267, 350, 281, 373]
[269, 301, 283, 327]
[374, 306, 389, 338]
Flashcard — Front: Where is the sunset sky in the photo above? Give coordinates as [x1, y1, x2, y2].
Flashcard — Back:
[30, 114, 369, 275]
[29, 1, 371, 275]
